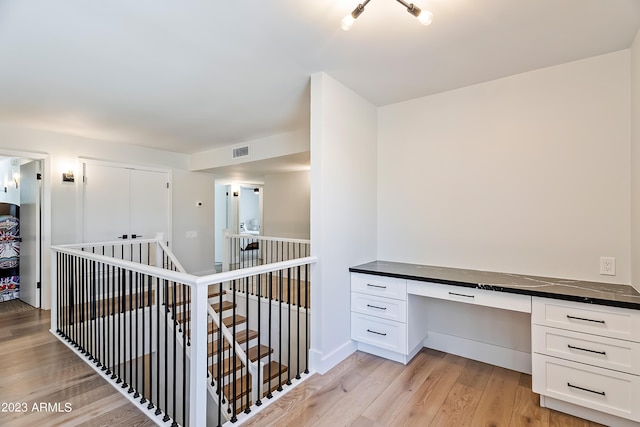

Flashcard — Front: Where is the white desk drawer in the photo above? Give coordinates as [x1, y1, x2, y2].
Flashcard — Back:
[532, 297, 640, 342]
[351, 292, 407, 323]
[351, 312, 406, 353]
[532, 354, 640, 422]
[406, 280, 531, 313]
[351, 273, 406, 301]
[532, 324, 640, 375]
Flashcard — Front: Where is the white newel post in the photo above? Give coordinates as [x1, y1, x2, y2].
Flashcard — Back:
[155, 233, 165, 306]
[50, 250, 58, 333]
[189, 283, 209, 426]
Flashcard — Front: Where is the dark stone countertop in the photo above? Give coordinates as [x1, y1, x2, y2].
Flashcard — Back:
[349, 260, 640, 310]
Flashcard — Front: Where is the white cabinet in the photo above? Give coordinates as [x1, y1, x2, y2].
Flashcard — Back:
[350, 273, 411, 363]
[532, 297, 640, 424]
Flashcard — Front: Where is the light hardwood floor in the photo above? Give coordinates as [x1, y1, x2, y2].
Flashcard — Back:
[0, 302, 607, 427]
[243, 349, 606, 427]
[0, 302, 154, 427]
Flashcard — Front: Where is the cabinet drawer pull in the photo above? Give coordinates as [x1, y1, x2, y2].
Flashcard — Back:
[566, 315, 606, 324]
[367, 284, 387, 289]
[367, 329, 387, 336]
[449, 292, 475, 299]
[567, 344, 606, 356]
[567, 383, 606, 396]
[366, 304, 387, 310]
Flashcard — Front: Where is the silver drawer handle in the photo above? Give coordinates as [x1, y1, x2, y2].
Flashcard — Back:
[566, 315, 605, 324]
[366, 304, 387, 310]
[367, 284, 387, 289]
[567, 344, 606, 356]
[567, 383, 606, 396]
[367, 329, 387, 336]
[449, 292, 475, 299]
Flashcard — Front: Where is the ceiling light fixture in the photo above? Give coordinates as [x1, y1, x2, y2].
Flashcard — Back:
[342, 0, 433, 31]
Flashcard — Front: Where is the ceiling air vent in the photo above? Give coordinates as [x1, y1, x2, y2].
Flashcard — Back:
[232, 146, 249, 159]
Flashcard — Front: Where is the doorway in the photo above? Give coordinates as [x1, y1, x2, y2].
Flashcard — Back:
[81, 160, 171, 245]
[0, 156, 43, 308]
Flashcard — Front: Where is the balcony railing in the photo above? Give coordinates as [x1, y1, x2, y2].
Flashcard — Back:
[51, 237, 316, 426]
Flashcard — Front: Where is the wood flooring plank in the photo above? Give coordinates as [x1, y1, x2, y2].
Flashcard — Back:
[457, 359, 494, 391]
[361, 350, 444, 425]
[508, 385, 550, 427]
[470, 366, 521, 427]
[308, 359, 405, 427]
[391, 353, 468, 427]
[428, 382, 481, 427]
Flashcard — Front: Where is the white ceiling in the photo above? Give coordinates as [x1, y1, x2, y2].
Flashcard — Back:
[0, 0, 638, 156]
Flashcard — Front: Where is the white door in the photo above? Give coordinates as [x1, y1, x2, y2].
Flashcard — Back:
[19, 160, 41, 308]
[130, 169, 169, 241]
[83, 162, 170, 244]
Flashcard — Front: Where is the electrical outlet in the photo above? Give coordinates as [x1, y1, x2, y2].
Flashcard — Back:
[600, 257, 616, 276]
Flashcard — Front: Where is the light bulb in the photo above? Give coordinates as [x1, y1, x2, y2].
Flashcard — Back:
[341, 14, 356, 31]
[417, 9, 433, 26]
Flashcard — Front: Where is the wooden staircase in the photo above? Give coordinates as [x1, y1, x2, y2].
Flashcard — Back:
[170, 284, 288, 416]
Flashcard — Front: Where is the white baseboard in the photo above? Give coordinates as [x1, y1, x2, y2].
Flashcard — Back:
[423, 331, 532, 374]
[540, 395, 640, 427]
[309, 341, 358, 374]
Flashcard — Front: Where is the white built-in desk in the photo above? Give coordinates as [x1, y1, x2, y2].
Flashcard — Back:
[349, 261, 640, 427]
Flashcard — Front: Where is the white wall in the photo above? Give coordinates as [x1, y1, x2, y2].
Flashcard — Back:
[631, 30, 640, 292]
[0, 123, 216, 306]
[309, 72, 377, 373]
[262, 171, 310, 239]
[171, 170, 215, 275]
[378, 51, 631, 284]
[214, 184, 228, 263]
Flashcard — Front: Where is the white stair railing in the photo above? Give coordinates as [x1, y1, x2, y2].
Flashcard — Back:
[51, 236, 316, 427]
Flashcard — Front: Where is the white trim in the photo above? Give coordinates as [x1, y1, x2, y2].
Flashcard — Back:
[423, 331, 532, 374]
[540, 395, 640, 427]
[309, 340, 358, 374]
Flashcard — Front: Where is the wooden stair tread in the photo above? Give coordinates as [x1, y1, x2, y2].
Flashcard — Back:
[208, 330, 259, 356]
[208, 345, 273, 377]
[220, 361, 290, 404]
[185, 315, 246, 337]
[175, 300, 235, 323]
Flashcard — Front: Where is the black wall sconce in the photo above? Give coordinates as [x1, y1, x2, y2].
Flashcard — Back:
[62, 171, 75, 182]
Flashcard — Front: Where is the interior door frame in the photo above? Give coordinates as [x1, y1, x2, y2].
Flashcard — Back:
[78, 157, 173, 246]
[0, 149, 50, 310]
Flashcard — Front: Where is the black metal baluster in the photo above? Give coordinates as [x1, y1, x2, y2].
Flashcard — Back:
[286, 268, 292, 386]
[267, 271, 273, 399]
[127, 270, 133, 393]
[181, 284, 187, 427]
[231, 279, 238, 422]
[167, 282, 176, 423]
[217, 283, 224, 425]
[305, 263, 309, 374]
[244, 276, 250, 414]
[296, 265, 301, 380]
[256, 273, 263, 406]
[134, 272, 140, 398]
[277, 272, 283, 392]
